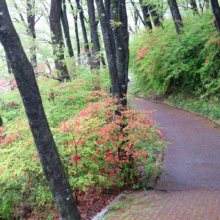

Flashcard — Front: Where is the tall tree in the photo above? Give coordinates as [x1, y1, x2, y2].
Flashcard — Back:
[130, 0, 146, 27]
[87, 0, 101, 68]
[75, 0, 91, 60]
[61, 0, 74, 57]
[148, 3, 162, 27]
[190, 0, 199, 14]
[68, 0, 81, 58]
[0, 0, 81, 219]
[5, 52, 12, 74]
[50, 0, 70, 81]
[27, 0, 37, 68]
[105, 0, 116, 60]
[14, 2, 38, 69]
[0, 116, 3, 127]
[210, 0, 220, 35]
[95, 0, 120, 98]
[139, 0, 152, 29]
[168, 0, 183, 34]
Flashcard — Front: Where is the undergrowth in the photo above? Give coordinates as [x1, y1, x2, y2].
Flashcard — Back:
[130, 11, 220, 121]
[0, 64, 165, 218]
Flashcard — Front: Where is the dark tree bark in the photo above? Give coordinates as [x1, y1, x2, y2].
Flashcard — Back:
[139, 0, 152, 29]
[148, 4, 162, 27]
[61, 0, 74, 57]
[27, 0, 37, 68]
[95, 0, 121, 98]
[5, 52, 12, 74]
[130, 0, 146, 27]
[87, 0, 101, 68]
[190, 0, 199, 14]
[0, 115, 3, 127]
[168, 0, 183, 34]
[105, 0, 116, 60]
[75, 0, 91, 60]
[119, 0, 129, 106]
[210, 0, 220, 35]
[49, 0, 70, 81]
[0, 1, 81, 219]
[68, 0, 81, 58]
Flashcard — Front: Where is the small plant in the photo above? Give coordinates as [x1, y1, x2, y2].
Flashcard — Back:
[109, 201, 127, 211]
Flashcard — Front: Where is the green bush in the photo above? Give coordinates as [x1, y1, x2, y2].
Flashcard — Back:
[130, 12, 219, 97]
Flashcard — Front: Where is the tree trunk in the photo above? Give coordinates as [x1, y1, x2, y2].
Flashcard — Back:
[105, 0, 117, 60]
[95, 0, 121, 98]
[5, 52, 12, 74]
[61, 0, 74, 57]
[87, 0, 101, 68]
[119, 0, 129, 106]
[27, 0, 37, 68]
[210, 0, 220, 35]
[68, 0, 81, 58]
[0, 1, 81, 219]
[0, 115, 3, 127]
[130, 0, 146, 27]
[168, 0, 183, 35]
[148, 4, 162, 27]
[49, 0, 70, 81]
[75, 0, 91, 60]
[190, 0, 199, 14]
[139, 0, 152, 29]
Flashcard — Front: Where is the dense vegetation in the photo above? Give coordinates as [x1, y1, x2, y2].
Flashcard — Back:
[0, 66, 164, 218]
[130, 11, 220, 120]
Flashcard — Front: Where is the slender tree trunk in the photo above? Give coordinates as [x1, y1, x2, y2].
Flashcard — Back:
[139, 0, 152, 29]
[130, 0, 146, 27]
[27, 0, 37, 68]
[168, 0, 183, 34]
[148, 4, 162, 27]
[68, 0, 81, 58]
[87, 0, 101, 68]
[0, 115, 3, 127]
[190, 0, 199, 14]
[61, 0, 74, 57]
[75, 0, 91, 60]
[0, 1, 81, 219]
[210, 0, 220, 35]
[49, 0, 70, 81]
[95, 0, 121, 98]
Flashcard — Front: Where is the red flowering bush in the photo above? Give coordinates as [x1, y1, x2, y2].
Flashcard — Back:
[57, 98, 164, 193]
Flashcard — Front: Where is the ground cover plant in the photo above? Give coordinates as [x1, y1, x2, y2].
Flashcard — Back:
[0, 66, 165, 219]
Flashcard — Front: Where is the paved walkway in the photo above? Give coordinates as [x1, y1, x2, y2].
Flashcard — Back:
[104, 97, 220, 219]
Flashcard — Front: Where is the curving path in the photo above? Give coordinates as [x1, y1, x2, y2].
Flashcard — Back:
[103, 85, 220, 219]
[104, 96, 220, 220]
[134, 98, 220, 191]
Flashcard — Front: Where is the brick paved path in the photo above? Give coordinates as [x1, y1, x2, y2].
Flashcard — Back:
[103, 97, 220, 220]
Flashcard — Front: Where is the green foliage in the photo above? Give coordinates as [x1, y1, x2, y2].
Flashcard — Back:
[0, 67, 164, 218]
[130, 12, 219, 97]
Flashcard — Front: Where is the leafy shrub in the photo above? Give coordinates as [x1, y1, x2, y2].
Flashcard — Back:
[130, 12, 219, 97]
[0, 72, 164, 217]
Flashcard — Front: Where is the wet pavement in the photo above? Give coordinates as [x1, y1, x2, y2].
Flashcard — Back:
[103, 94, 220, 219]
[133, 98, 220, 190]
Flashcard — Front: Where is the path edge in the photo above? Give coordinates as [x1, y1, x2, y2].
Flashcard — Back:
[92, 193, 122, 220]
[146, 148, 163, 190]
[135, 95, 220, 127]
